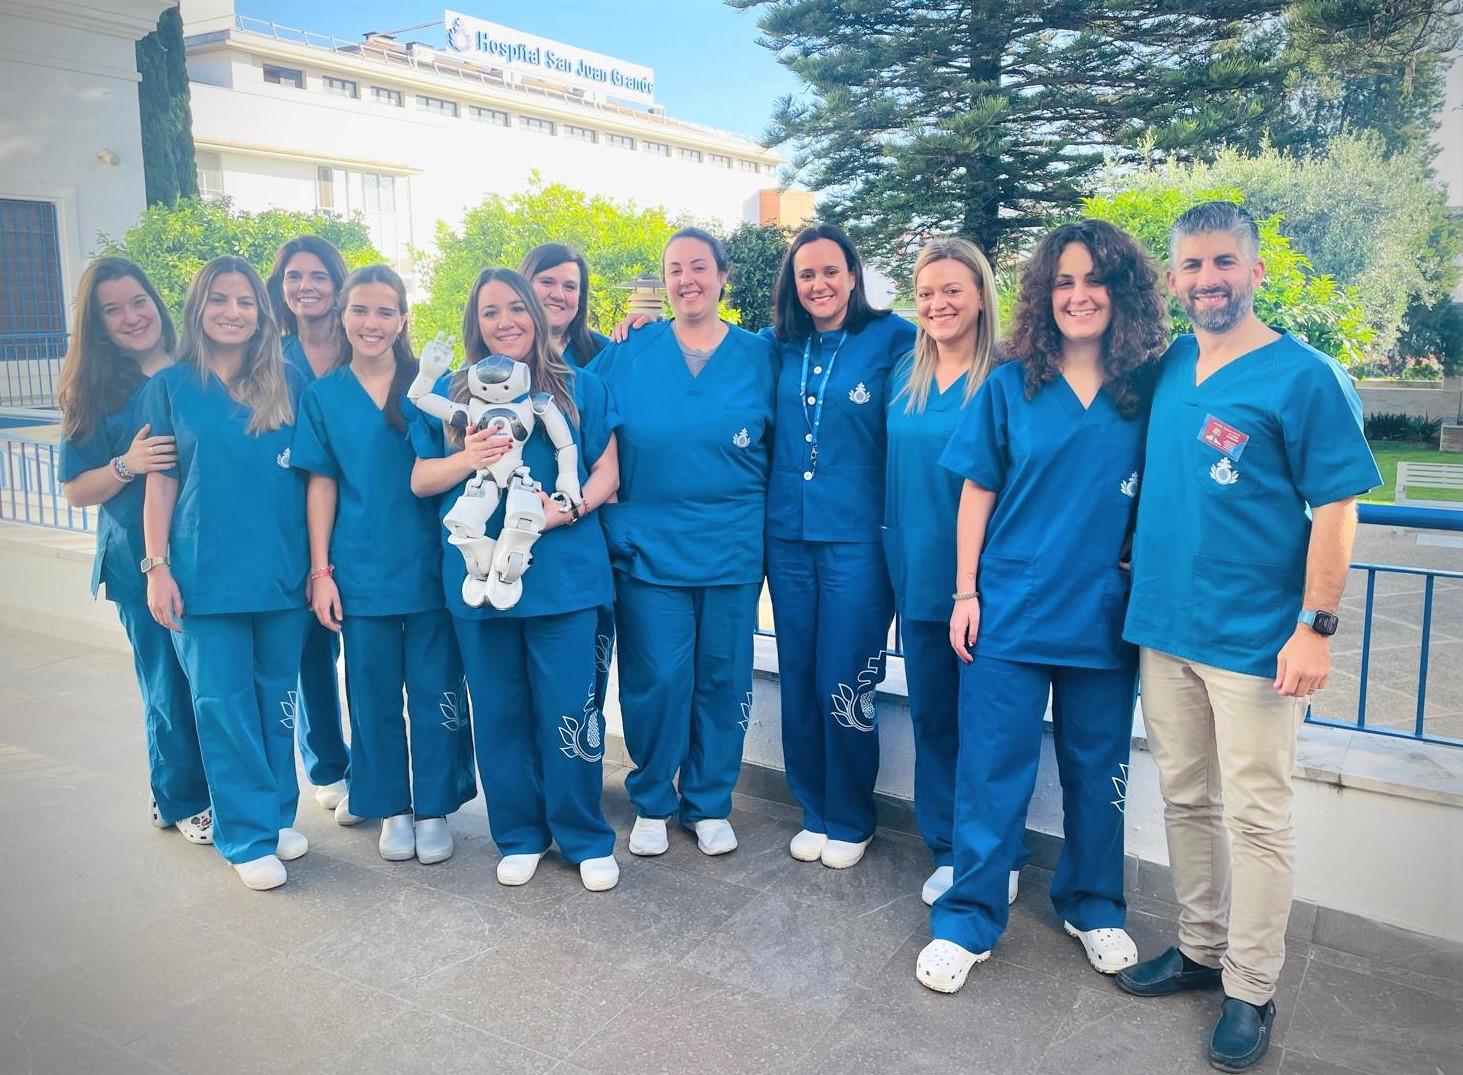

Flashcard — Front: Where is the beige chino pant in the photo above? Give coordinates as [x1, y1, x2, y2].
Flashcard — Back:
[1138, 647, 1306, 1005]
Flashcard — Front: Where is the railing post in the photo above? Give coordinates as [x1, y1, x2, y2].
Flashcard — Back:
[1356, 570, 1376, 730]
[1416, 576, 1434, 738]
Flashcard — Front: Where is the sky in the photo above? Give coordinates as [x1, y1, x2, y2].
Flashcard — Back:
[235, 0, 806, 141]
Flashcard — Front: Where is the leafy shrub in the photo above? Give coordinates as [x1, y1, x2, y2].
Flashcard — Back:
[1364, 412, 1444, 441]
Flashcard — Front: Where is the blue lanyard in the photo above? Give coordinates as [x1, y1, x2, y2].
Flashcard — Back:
[798, 331, 847, 473]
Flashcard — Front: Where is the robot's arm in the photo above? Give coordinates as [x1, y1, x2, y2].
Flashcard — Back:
[531, 393, 582, 503]
[407, 332, 468, 424]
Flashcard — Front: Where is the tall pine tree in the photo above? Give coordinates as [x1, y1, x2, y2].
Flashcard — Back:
[136, 5, 198, 207]
[731, 0, 1296, 270]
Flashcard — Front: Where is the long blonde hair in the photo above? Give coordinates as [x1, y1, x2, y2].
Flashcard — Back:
[178, 256, 292, 434]
[900, 237, 1000, 414]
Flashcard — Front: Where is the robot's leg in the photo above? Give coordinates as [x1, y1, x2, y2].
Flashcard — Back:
[444, 473, 502, 607]
[485, 468, 546, 611]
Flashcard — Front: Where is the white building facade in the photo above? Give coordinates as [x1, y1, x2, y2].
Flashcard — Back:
[180, 2, 787, 285]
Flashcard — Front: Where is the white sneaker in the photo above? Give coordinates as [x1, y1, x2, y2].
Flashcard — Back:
[335, 797, 364, 827]
[276, 827, 309, 861]
[234, 854, 287, 891]
[922, 865, 953, 906]
[915, 938, 990, 994]
[174, 808, 213, 845]
[1009, 869, 1021, 905]
[413, 817, 453, 864]
[314, 780, 348, 809]
[820, 837, 871, 869]
[628, 816, 669, 857]
[789, 829, 827, 862]
[690, 818, 738, 856]
[379, 813, 415, 861]
[1064, 922, 1138, 975]
[579, 855, 620, 891]
[496, 851, 545, 886]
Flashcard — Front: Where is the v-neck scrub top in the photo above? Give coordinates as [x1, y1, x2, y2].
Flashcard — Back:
[1124, 333, 1380, 679]
[290, 366, 444, 616]
[882, 353, 970, 623]
[591, 320, 778, 588]
[142, 362, 308, 615]
[939, 360, 1146, 669]
[766, 314, 917, 543]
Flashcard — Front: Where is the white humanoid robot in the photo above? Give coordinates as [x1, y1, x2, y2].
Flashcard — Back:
[408, 333, 581, 610]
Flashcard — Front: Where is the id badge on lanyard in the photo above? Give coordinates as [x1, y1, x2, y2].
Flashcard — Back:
[799, 332, 847, 476]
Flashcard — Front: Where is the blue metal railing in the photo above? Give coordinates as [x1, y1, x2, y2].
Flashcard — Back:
[0, 434, 93, 531]
[0, 332, 67, 408]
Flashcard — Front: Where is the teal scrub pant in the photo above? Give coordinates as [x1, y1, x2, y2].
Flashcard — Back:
[339, 610, 476, 819]
[454, 609, 615, 864]
[931, 654, 1137, 953]
[170, 608, 307, 864]
[296, 619, 348, 786]
[766, 536, 893, 843]
[115, 597, 210, 824]
[899, 618, 961, 866]
[592, 604, 615, 719]
[614, 574, 758, 824]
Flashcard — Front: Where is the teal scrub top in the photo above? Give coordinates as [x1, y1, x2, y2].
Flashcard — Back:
[564, 330, 611, 368]
[882, 353, 969, 624]
[281, 334, 312, 382]
[767, 314, 917, 543]
[290, 366, 445, 617]
[940, 360, 1146, 669]
[142, 362, 308, 616]
[407, 366, 617, 619]
[590, 320, 777, 588]
[1124, 333, 1381, 678]
[58, 379, 151, 603]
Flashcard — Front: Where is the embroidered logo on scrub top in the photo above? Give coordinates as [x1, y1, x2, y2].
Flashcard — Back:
[1198, 415, 1249, 460]
[276, 447, 291, 469]
[848, 382, 872, 404]
[1111, 763, 1129, 813]
[1209, 458, 1240, 486]
[1120, 471, 1139, 498]
[279, 690, 298, 731]
[831, 654, 883, 733]
[439, 688, 467, 732]
[557, 686, 603, 763]
[732, 427, 751, 448]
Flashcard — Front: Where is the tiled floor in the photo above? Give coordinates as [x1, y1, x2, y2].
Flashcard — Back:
[1, 626, 1460, 1075]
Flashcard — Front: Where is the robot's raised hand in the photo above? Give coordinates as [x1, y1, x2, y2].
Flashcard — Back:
[419, 332, 456, 380]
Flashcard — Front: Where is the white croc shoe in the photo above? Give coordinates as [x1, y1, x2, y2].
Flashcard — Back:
[789, 829, 827, 862]
[922, 865, 954, 906]
[820, 837, 871, 869]
[174, 808, 213, 845]
[690, 819, 737, 856]
[276, 827, 309, 861]
[1009, 869, 1021, 905]
[334, 797, 364, 827]
[234, 854, 287, 891]
[1064, 922, 1138, 975]
[579, 855, 620, 891]
[413, 817, 453, 864]
[916, 939, 990, 994]
[628, 817, 669, 857]
[314, 780, 347, 810]
[497, 851, 546, 886]
[379, 814, 416, 862]
[148, 797, 168, 830]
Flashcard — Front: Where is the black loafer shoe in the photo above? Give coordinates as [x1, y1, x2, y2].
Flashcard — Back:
[1208, 997, 1276, 1071]
[1114, 946, 1223, 997]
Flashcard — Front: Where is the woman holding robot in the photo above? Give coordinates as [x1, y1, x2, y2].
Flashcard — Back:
[409, 268, 621, 892]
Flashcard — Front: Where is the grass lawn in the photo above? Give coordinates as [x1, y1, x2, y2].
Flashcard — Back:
[1364, 441, 1463, 503]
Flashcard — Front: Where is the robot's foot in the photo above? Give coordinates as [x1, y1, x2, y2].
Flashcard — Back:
[485, 551, 528, 610]
[461, 574, 492, 608]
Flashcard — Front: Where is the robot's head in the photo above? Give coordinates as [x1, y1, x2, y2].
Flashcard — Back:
[467, 354, 531, 403]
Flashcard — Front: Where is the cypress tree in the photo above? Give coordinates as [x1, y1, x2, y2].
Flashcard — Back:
[136, 5, 198, 207]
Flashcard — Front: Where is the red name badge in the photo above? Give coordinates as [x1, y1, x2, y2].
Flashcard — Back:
[1198, 415, 1250, 460]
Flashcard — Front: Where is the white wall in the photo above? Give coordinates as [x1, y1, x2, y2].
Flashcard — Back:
[0, 1, 172, 305]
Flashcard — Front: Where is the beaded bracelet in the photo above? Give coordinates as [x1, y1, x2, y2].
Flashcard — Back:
[309, 565, 335, 581]
[111, 456, 136, 483]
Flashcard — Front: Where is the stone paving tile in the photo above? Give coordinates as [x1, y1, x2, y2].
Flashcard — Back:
[1035, 981, 1224, 1075]
[0, 625, 86, 677]
[638, 804, 807, 892]
[0, 987, 171, 1075]
[1275, 1046, 1378, 1074]
[762, 826, 935, 921]
[334, 1009, 559, 1074]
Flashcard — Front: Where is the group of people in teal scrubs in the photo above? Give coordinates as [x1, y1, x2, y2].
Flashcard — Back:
[58, 202, 1376, 1070]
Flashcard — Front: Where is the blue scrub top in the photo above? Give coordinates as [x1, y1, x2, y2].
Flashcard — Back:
[58, 380, 152, 604]
[281, 334, 313, 382]
[940, 360, 1146, 669]
[564, 330, 611, 368]
[590, 320, 777, 587]
[290, 366, 445, 617]
[882, 353, 970, 624]
[142, 362, 308, 616]
[1124, 333, 1380, 678]
[767, 314, 916, 543]
[407, 366, 617, 619]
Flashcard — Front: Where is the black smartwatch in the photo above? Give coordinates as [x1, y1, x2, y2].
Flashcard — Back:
[1298, 609, 1339, 637]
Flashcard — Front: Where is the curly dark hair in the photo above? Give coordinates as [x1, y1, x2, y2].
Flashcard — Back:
[1005, 219, 1167, 418]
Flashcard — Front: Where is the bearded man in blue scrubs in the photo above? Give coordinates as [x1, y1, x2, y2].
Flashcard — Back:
[1116, 202, 1380, 1073]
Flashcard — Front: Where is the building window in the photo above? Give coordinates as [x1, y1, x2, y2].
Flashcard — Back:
[469, 105, 509, 126]
[371, 86, 403, 107]
[519, 115, 555, 135]
[564, 125, 597, 143]
[316, 166, 336, 211]
[416, 94, 458, 117]
[605, 133, 635, 150]
[708, 153, 732, 169]
[263, 65, 304, 89]
[195, 151, 225, 200]
[643, 141, 670, 157]
[322, 75, 358, 98]
[677, 148, 703, 163]
[762, 163, 779, 175]
[737, 159, 760, 172]
[0, 198, 68, 405]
